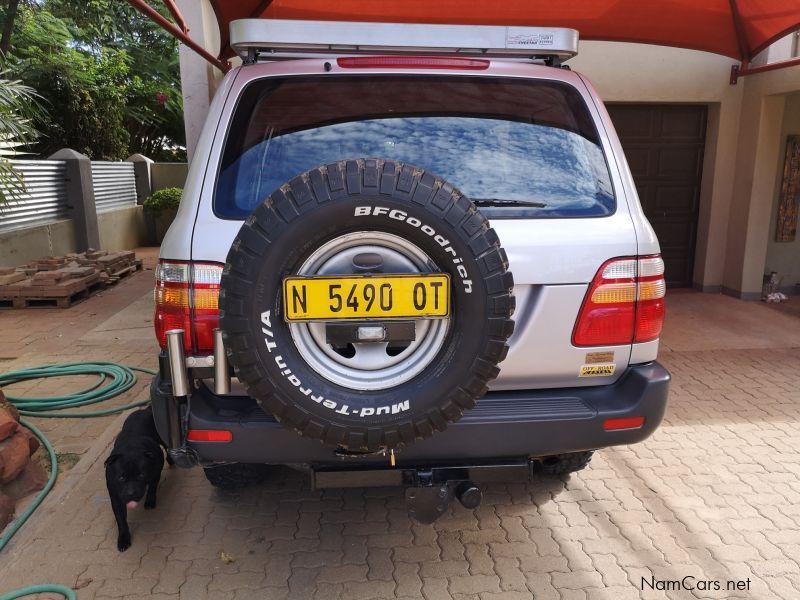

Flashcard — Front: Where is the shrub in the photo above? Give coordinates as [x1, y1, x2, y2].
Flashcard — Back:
[144, 187, 182, 212]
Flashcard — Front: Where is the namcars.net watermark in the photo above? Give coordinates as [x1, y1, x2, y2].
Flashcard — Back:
[642, 575, 751, 593]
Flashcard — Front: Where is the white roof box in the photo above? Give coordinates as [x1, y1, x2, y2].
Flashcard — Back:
[230, 19, 579, 63]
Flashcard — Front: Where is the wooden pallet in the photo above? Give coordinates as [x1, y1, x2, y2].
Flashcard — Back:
[104, 260, 144, 286]
[0, 273, 102, 309]
[0, 281, 104, 308]
[0, 250, 144, 309]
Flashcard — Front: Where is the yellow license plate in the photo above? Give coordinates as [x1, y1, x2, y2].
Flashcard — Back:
[283, 274, 450, 321]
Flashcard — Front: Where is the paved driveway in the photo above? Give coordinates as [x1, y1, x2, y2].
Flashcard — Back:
[1, 273, 799, 600]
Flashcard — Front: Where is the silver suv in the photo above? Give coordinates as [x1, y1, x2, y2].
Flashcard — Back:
[151, 20, 669, 521]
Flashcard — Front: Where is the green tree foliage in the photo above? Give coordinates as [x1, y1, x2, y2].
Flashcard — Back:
[0, 0, 185, 161]
[0, 71, 43, 204]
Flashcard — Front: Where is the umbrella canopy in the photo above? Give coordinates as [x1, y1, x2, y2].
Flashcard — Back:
[209, 0, 800, 64]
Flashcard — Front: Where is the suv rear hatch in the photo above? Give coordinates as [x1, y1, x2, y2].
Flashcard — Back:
[170, 63, 664, 390]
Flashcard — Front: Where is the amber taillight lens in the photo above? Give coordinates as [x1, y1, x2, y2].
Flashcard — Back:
[573, 255, 666, 346]
[154, 261, 223, 355]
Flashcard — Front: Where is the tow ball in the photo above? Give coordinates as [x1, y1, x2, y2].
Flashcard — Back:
[405, 471, 483, 524]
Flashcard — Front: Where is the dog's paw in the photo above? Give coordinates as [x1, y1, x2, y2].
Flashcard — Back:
[144, 498, 156, 510]
[117, 532, 132, 552]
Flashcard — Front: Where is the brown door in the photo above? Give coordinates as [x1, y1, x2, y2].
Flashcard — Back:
[607, 104, 706, 288]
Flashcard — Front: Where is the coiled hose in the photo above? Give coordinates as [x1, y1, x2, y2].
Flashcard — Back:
[0, 362, 155, 598]
[0, 585, 76, 600]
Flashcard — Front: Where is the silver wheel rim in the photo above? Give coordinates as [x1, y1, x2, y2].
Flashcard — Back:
[288, 231, 450, 391]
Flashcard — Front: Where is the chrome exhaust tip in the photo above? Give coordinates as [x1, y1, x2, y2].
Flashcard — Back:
[165, 329, 190, 397]
[213, 328, 231, 395]
[164, 329, 190, 459]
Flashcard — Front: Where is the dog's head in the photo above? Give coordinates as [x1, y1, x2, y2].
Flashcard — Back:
[105, 447, 160, 507]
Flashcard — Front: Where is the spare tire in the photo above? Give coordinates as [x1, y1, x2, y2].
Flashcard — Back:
[220, 159, 514, 453]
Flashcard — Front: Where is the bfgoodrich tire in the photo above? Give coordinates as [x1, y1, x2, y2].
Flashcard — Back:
[220, 159, 514, 453]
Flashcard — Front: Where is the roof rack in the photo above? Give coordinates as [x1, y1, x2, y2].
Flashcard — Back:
[229, 19, 579, 65]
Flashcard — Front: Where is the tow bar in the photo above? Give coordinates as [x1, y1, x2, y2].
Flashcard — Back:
[313, 461, 531, 523]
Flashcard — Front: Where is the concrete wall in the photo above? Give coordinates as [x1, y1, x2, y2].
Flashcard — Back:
[97, 206, 147, 252]
[765, 92, 800, 293]
[0, 220, 78, 267]
[0, 206, 147, 267]
[151, 163, 188, 192]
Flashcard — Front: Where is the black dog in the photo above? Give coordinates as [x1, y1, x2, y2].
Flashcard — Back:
[105, 407, 169, 551]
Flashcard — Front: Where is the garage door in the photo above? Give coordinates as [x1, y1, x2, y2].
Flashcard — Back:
[607, 104, 707, 288]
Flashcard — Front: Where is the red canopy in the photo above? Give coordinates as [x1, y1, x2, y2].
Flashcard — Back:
[209, 0, 800, 63]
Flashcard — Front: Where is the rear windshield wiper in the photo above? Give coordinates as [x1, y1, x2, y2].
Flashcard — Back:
[471, 198, 548, 208]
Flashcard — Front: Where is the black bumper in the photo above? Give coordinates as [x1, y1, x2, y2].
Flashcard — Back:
[151, 362, 670, 467]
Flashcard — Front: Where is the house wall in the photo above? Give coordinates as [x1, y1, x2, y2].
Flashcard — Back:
[765, 93, 800, 293]
[574, 40, 800, 298]
[572, 42, 744, 293]
[722, 62, 800, 298]
[176, 0, 227, 164]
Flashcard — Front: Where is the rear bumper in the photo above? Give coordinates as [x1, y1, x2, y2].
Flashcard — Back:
[151, 362, 670, 467]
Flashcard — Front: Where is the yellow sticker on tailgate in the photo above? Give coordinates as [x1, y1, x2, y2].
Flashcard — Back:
[579, 363, 616, 377]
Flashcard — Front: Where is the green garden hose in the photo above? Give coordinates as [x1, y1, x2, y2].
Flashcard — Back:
[0, 362, 154, 417]
[0, 584, 77, 600]
[0, 362, 155, 596]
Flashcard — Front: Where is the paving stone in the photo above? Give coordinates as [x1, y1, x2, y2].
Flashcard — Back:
[394, 543, 440, 563]
[316, 564, 369, 584]
[420, 576, 451, 600]
[97, 577, 157, 598]
[341, 579, 397, 599]
[550, 570, 604, 589]
[287, 567, 320, 597]
[394, 561, 423, 597]
[448, 574, 502, 595]
[420, 559, 471, 578]
[478, 592, 534, 600]
[464, 543, 496, 576]
[492, 557, 527, 592]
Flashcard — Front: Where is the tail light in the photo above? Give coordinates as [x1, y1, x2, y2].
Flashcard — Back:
[154, 260, 223, 354]
[573, 255, 666, 347]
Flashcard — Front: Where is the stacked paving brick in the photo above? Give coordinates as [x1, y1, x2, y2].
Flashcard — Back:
[0, 391, 47, 531]
[0, 249, 143, 308]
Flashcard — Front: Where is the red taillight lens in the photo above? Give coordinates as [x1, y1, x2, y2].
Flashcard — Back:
[604, 416, 645, 431]
[336, 56, 490, 70]
[154, 261, 222, 354]
[154, 262, 192, 351]
[573, 255, 666, 347]
[191, 263, 223, 354]
[187, 429, 232, 442]
[633, 257, 666, 343]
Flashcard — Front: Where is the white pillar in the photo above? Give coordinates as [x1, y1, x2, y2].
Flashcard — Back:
[176, 0, 222, 164]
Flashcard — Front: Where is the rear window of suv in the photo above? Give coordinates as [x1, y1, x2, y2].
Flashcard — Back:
[215, 74, 615, 219]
